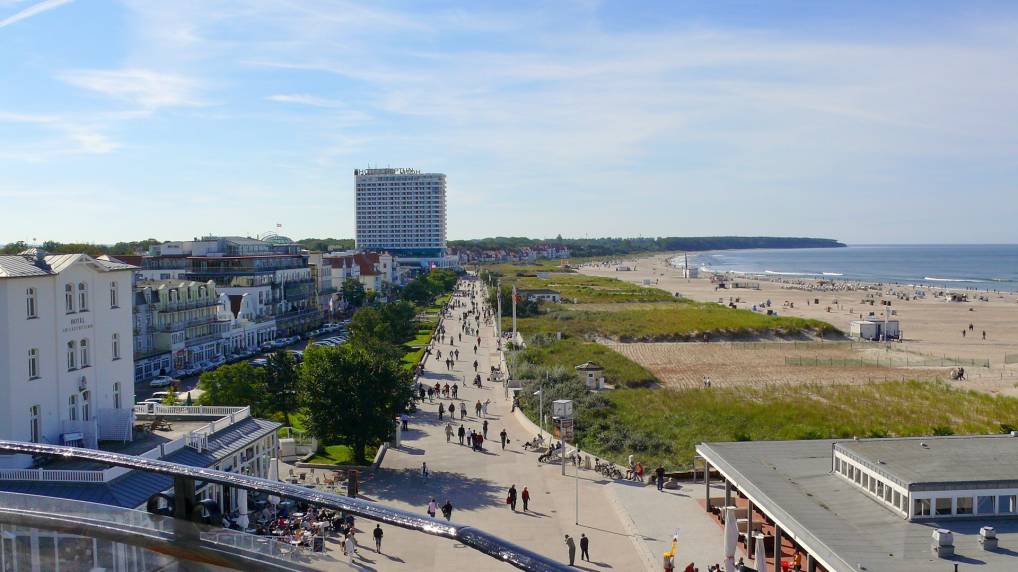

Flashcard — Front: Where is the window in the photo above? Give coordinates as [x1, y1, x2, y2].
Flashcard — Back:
[26, 287, 38, 318]
[110, 281, 119, 308]
[30, 406, 40, 443]
[112, 333, 121, 360]
[67, 341, 77, 370]
[78, 283, 88, 311]
[893, 490, 901, 508]
[68, 395, 77, 421]
[999, 495, 1016, 514]
[883, 484, 892, 502]
[80, 339, 89, 367]
[956, 497, 973, 515]
[914, 498, 932, 517]
[978, 496, 995, 514]
[65, 284, 75, 313]
[28, 348, 39, 379]
[81, 391, 91, 421]
[876, 481, 884, 497]
[935, 498, 952, 516]
[113, 382, 121, 409]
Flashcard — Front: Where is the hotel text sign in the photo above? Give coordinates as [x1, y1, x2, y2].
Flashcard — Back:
[62, 317, 94, 334]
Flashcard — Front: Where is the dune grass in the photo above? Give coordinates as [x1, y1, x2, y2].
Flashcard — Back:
[597, 380, 1018, 468]
[511, 337, 658, 388]
[511, 273, 674, 304]
[516, 301, 837, 341]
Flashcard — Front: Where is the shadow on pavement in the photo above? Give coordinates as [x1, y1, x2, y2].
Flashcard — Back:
[366, 467, 503, 511]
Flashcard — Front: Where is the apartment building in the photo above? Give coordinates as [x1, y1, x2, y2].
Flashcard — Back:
[133, 279, 224, 381]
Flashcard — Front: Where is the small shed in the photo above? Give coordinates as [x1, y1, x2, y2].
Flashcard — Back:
[850, 320, 900, 341]
[575, 361, 606, 390]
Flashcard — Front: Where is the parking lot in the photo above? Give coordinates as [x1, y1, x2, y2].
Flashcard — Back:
[134, 321, 348, 403]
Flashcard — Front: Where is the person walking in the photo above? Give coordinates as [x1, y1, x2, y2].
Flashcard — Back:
[460, 403, 467, 420]
[458, 424, 466, 445]
[500, 428, 508, 450]
[565, 534, 576, 566]
[475, 400, 482, 417]
[345, 533, 356, 567]
[445, 422, 453, 443]
[580, 533, 589, 561]
[507, 485, 518, 511]
[442, 499, 453, 521]
[373, 524, 383, 553]
[483, 399, 490, 416]
[473, 359, 479, 372]
[482, 419, 489, 439]
[427, 498, 437, 518]
[438, 403, 444, 420]
[655, 465, 666, 491]
[521, 486, 530, 512]
[422, 461, 429, 478]
[400, 413, 409, 431]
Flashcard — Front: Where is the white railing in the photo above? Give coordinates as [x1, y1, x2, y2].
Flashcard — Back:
[0, 406, 254, 482]
[0, 468, 105, 483]
[133, 405, 247, 417]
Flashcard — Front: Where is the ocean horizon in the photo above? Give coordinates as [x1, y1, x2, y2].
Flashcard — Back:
[680, 244, 1018, 292]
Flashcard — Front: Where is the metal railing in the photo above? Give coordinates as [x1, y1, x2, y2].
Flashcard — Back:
[0, 440, 570, 572]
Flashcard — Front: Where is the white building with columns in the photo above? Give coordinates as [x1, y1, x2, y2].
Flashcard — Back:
[0, 250, 136, 468]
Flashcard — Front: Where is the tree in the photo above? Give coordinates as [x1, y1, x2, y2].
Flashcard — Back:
[401, 277, 433, 306]
[265, 350, 299, 425]
[379, 301, 417, 343]
[161, 386, 178, 405]
[298, 344, 413, 464]
[341, 278, 366, 308]
[198, 363, 270, 417]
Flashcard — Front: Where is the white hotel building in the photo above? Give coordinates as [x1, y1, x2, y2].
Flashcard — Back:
[0, 250, 136, 468]
[355, 168, 448, 258]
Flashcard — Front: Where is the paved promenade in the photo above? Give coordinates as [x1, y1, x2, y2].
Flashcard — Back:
[344, 278, 648, 571]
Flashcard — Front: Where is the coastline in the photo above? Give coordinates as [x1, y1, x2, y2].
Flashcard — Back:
[577, 253, 1018, 379]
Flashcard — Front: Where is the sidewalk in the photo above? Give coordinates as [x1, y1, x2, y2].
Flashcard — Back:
[356, 279, 648, 571]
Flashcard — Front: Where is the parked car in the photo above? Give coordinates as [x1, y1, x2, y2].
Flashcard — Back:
[250, 358, 269, 368]
[149, 376, 176, 388]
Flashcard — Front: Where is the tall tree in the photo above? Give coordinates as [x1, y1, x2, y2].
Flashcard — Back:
[298, 344, 413, 464]
[341, 278, 366, 308]
[265, 350, 299, 425]
[198, 363, 270, 417]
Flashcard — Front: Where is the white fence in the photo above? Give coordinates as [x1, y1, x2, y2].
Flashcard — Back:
[133, 404, 247, 417]
[1, 406, 251, 483]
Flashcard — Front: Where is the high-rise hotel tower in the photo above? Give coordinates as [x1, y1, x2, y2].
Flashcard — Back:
[354, 168, 447, 257]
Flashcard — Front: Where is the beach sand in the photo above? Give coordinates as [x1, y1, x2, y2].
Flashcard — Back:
[578, 253, 1018, 395]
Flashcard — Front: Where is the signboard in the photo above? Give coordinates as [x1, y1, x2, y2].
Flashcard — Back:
[560, 418, 574, 441]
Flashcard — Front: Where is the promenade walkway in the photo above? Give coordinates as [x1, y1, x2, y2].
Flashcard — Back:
[350, 278, 648, 571]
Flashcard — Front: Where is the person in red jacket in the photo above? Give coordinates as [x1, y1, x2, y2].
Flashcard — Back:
[521, 486, 531, 511]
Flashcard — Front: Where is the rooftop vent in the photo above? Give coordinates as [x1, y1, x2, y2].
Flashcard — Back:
[979, 526, 998, 550]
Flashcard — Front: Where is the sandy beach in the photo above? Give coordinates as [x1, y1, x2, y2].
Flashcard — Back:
[578, 253, 1018, 395]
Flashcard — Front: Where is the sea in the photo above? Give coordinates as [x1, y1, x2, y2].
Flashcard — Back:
[678, 244, 1018, 292]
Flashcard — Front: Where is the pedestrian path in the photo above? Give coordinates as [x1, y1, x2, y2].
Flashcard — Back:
[352, 278, 648, 571]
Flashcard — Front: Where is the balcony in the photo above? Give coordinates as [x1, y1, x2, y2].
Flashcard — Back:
[153, 315, 218, 332]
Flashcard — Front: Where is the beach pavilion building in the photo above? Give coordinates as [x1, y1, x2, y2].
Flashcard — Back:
[695, 435, 1018, 571]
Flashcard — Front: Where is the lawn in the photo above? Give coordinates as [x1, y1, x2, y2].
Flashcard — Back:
[307, 443, 379, 465]
[516, 301, 837, 341]
[592, 380, 1018, 468]
[511, 337, 657, 388]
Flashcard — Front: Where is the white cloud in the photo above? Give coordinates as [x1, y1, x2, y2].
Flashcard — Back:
[0, 111, 119, 158]
[0, 0, 72, 29]
[266, 94, 344, 108]
[59, 68, 204, 109]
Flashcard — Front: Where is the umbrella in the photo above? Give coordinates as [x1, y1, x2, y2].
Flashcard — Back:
[755, 532, 767, 572]
[723, 506, 738, 572]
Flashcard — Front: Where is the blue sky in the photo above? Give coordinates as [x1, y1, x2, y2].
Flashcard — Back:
[1, 0, 1016, 244]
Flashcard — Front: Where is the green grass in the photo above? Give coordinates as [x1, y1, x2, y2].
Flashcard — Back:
[515, 301, 837, 341]
[307, 443, 379, 465]
[511, 274, 674, 303]
[591, 380, 1018, 468]
[512, 338, 657, 388]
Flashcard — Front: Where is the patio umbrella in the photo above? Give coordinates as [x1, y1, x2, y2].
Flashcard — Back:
[723, 506, 738, 572]
[755, 532, 767, 572]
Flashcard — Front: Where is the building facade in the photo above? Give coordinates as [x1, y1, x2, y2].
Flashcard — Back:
[133, 279, 225, 381]
[355, 168, 447, 257]
[138, 237, 320, 356]
[0, 251, 136, 469]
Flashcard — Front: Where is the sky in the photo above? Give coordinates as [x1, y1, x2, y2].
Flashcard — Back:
[1, 0, 1017, 245]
